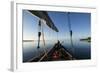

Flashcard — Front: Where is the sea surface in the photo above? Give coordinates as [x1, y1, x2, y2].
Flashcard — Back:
[23, 39, 91, 62]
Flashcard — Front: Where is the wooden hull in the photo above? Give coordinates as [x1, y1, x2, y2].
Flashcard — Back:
[30, 41, 73, 62]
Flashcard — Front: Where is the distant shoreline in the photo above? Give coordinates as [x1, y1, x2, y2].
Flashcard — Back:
[80, 37, 91, 42]
[23, 40, 34, 42]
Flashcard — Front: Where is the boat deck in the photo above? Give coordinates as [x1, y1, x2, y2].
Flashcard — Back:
[29, 41, 74, 62]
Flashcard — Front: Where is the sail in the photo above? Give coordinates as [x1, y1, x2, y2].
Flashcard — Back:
[28, 10, 59, 32]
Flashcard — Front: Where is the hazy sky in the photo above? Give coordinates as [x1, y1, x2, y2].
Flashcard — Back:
[23, 10, 91, 41]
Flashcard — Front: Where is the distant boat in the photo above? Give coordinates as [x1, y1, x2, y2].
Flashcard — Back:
[29, 41, 74, 62]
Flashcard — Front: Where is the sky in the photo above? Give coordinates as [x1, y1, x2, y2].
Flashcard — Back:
[22, 10, 91, 41]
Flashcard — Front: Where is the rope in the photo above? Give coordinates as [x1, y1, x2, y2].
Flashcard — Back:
[67, 12, 75, 58]
[37, 20, 41, 49]
[41, 22, 46, 46]
[39, 19, 48, 61]
[57, 32, 58, 41]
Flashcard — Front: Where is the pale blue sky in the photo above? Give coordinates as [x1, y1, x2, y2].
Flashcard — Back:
[23, 10, 91, 41]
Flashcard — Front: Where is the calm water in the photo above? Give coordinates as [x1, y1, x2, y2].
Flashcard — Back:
[23, 39, 91, 62]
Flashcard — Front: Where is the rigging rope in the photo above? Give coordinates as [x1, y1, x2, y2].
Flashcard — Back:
[57, 32, 58, 42]
[37, 19, 48, 61]
[38, 19, 48, 62]
[67, 12, 75, 58]
[41, 19, 47, 54]
[37, 20, 41, 49]
[41, 21, 46, 46]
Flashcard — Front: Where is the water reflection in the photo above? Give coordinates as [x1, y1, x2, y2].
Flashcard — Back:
[23, 39, 91, 62]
